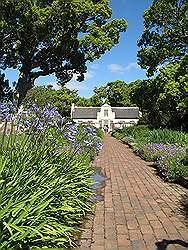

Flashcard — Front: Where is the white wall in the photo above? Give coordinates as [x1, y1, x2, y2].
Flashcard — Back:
[73, 119, 100, 128]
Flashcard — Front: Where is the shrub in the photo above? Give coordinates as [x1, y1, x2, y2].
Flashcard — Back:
[96, 127, 104, 139]
[138, 143, 186, 162]
[157, 157, 188, 182]
[114, 125, 188, 147]
[121, 136, 135, 144]
[0, 140, 94, 249]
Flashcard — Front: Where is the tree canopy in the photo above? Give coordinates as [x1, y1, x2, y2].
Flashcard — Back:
[24, 85, 81, 117]
[90, 80, 133, 106]
[137, 0, 187, 76]
[0, 0, 127, 102]
[130, 54, 188, 129]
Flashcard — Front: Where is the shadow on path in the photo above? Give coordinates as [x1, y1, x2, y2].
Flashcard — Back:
[155, 239, 188, 250]
[155, 239, 188, 249]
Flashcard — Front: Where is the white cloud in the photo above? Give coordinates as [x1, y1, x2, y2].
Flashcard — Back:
[66, 69, 95, 91]
[44, 70, 94, 91]
[125, 62, 140, 71]
[84, 70, 94, 80]
[107, 62, 140, 74]
[107, 64, 125, 74]
[43, 82, 61, 90]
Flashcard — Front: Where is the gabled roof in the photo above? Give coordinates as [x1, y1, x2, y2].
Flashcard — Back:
[72, 107, 100, 119]
[72, 106, 140, 119]
[112, 107, 139, 119]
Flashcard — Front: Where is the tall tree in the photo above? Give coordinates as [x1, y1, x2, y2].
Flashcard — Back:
[0, 71, 12, 101]
[91, 80, 133, 106]
[24, 85, 80, 117]
[137, 0, 187, 76]
[0, 0, 127, 102]
[105, 80, 133, 106]
[130, 54, 188, 128]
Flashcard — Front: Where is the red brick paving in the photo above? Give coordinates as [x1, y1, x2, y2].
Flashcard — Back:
[79, 135, 188, 250]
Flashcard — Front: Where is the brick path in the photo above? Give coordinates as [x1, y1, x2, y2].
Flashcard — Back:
[79, 135, 188, 250]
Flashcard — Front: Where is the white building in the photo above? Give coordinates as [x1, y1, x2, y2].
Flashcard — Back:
[71, 104, 140, 131]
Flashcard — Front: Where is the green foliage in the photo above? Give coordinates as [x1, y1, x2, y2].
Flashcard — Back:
[24, 86, 89, 117]
[95, 127, 104, 139]
[114, 125, 188, 147]
[0, 71, 12, 101]
[0, 103, 103, 249]
[90, 80, 134, 106]
[137, 0, 187, 75]
[0, 0, 127, 101]
[0, 133, 94, 249]
[111, 129, 125, 140]
[161, 157, 187, 182]
[130, 55, 188, 129]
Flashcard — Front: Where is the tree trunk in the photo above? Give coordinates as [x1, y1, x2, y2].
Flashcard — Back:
[16, 72, 34, 105]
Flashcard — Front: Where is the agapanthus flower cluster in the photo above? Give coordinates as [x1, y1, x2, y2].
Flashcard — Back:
[95, 140, 103, 153]
[85, 127, 96, 136]
[63, 132, 76, 143]
[140, 143, 186, 161]
[67, 124, 78, 134]
[0, 101, 17, 121]
[63, 123, 79, 143]
[17, 104, 64, 132]
[0, 101, 64, 133]
[139, 143, 187, 182]
[84, 126, 103, 154]
[63, 124, 103, 155]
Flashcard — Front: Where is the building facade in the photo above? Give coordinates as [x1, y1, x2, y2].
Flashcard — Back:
[71, 104, 140, 131]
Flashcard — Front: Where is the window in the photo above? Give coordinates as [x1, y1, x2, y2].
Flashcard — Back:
[104, 109, 108, 117]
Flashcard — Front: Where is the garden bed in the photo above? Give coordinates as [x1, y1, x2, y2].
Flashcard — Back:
[0, 102, 103, 249]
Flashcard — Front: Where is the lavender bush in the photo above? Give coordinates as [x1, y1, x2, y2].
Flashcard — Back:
[138, 143, 187, 182]
[138, 143, 186, 162]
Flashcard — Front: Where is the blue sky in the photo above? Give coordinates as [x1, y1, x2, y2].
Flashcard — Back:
[4, 0, 152, 98]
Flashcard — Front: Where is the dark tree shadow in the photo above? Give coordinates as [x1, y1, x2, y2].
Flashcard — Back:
[155, 239, 188, 249]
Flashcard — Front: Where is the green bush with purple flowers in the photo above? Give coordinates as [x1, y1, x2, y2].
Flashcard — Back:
[0, 101, 103, 249]
[138, 143, 186, 162]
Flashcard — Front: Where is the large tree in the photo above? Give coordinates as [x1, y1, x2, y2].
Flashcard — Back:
[24, 85, 81, 116]
[137, 0, 187, 76]
[0, 0, 127, 102]
[130, 54, 188, 128]
[90, 80, 133, 106]
[0, 71, 12, 101]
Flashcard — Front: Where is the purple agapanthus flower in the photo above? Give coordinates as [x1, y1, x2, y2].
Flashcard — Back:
[85, 127, 96, 136]
[67, 124, 78, 134]
[142, 143, 186, 160]
[84, 140, 93, 146]
[64, 132, 76, 142]
[95, 140, 103, 153]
